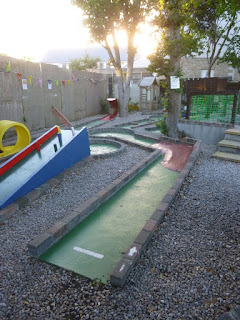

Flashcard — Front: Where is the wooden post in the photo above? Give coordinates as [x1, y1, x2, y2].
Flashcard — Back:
[231, 92, 238, 126]
[186, 94, 191, 119]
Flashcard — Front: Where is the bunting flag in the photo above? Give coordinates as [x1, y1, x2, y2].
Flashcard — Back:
[3, 69, 107, 88]
[22, 79, 28, 90]
[6, 61, 11, 73]
[38, 78, 43, 88]
[48, 79, 52, 90]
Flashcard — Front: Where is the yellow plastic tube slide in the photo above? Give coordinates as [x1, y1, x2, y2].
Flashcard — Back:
[0, 120, 31, 158]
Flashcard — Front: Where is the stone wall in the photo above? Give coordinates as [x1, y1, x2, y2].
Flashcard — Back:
[181, 57, 240, 81]
[0, 55, 109, 132]
[177, 119, 233, 145]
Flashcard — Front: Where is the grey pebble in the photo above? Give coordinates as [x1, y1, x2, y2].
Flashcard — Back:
[0, 114, 239, 319]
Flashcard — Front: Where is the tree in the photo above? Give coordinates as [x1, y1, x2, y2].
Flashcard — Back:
[218, 34, 240, 73]
[71, 0, 151, 117]
[69, 53, 100, 71]
[193, 0, 240, 77]
[148, 0, 201, 137]
[22, 56, 34, 62]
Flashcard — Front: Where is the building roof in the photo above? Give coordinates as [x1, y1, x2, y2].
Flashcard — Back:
[139, 77, 158, 87]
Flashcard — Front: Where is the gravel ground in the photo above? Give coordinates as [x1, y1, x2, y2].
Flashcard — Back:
[0, 114, 239, 320]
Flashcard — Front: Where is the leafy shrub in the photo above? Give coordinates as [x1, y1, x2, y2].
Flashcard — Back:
[100, 98, 109, 113]
[128, 102, 139, 112]
[155, 115, 169, 136]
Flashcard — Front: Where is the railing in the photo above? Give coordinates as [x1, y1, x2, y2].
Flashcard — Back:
[186, 93, 240, 125]
[184, 78, 240, 125]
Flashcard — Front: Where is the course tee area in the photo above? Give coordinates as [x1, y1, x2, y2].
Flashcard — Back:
[27, 116, 200, 286]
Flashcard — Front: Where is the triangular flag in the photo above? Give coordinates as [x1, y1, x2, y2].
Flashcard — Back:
[22, 79, 28, 90]
[55, 80, 59, 87]
[47, 79, 52, 89]
[38, 78, 43, 88]
[17, 73, 22, 81]
[67, 80, 70, 85]
[62, 80, 65, 86]
[28, 76, 33, 85]
[6, 61, 11, 72]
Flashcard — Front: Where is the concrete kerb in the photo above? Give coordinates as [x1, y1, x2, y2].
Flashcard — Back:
[27, 148, 162, 258]
[110, 139, 201, 287]
[89, 126, 135, 137]
[218, 307, 240, 320]
[70, 115, 103, 129]
[115, 120, 145, 128]
[145, 125, 159, 132]
[0, 203, 19, 223]
[115, 118, 156, 130]
[89, 137, 126, 159]
[178, 118, 234, 129]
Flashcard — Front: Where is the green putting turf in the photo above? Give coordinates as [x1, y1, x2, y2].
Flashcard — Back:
[76, 119, 107, 130]
[40, 157, 178, 283]
[91, 132, 154, 146]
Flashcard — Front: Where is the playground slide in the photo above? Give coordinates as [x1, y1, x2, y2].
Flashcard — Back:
[0, 120, 31, 159]
[0, 127, 90, 209]
[100, 98, 118, 121]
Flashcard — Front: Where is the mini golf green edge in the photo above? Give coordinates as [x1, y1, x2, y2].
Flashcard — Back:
[90, 132, 154, 146]
[40, 157, 179, 283]
[90, 144, 118, 155]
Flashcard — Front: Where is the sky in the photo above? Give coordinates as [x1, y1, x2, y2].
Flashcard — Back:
[0, 0, 157, 62]
[0, 0, 89, 61]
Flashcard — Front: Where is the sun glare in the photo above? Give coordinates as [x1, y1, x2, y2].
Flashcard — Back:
[106, 24, 158, 58]
[135, 23, 159, 57]
[0, 0, 89, 61]
[0, 0, 158, 62]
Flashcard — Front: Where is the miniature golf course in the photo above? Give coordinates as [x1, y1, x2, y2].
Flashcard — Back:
[40, 157, 179, 283]
[91, 131, 154, 146]
[90, 143, 119, 155]
[1, 118, 193, 284]
[0, 127, 124, 208]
